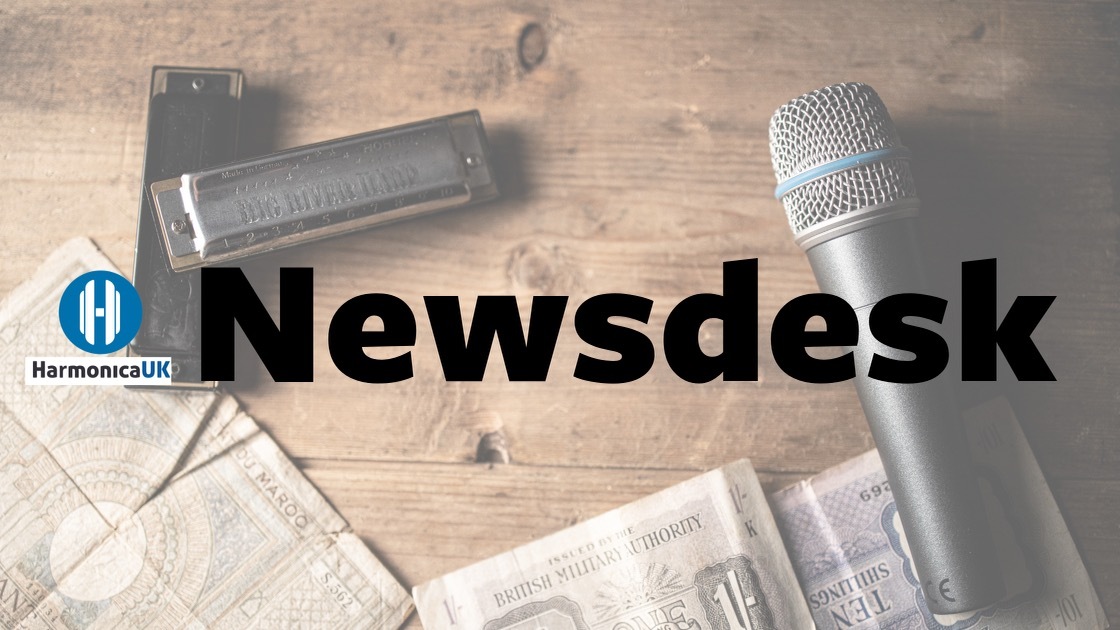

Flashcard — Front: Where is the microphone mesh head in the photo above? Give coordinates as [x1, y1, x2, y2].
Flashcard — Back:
[769, 83, 917, 236]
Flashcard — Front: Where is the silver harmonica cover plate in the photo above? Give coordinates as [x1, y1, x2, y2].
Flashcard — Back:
[151, 110, 498, 271]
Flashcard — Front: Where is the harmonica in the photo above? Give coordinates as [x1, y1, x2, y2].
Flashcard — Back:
[150, 111, 499, 271]
[129, 66, 244, 389]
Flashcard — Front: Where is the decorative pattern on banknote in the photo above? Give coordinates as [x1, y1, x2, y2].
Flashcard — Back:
[693, 556, 775, 630]
[195, 470, 268, 597]
[483, 595, 592, 630]
[591, 562, 687, 620]
[259, 572, 349, 628]
[0, 412, 72, 626]
[0, 402, 204, 626]
[771, 457, 926, 630]
[0, 261, 104, 426]
[0, 238, 413, 629]
[184, 418, 410, 629]
[0, 399, 407, 630]
[783, 470, 891, 584]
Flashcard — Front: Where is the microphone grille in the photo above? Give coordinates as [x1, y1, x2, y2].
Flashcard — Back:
[769, 83, 917, 236]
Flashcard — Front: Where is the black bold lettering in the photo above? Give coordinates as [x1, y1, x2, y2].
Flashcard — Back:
[771, 294, 857, 383]
[425, 296, 567, 381]
[201, 267, 313, 381]
[574, 293, 654, 383]
[328, 294, 416, 383]
[961, 259, 1056, 380]
[868, 293, 949, 383]
[662, 259, 758, 383]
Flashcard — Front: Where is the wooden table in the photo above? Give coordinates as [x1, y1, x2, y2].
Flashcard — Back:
[2, 1, 1116, 625]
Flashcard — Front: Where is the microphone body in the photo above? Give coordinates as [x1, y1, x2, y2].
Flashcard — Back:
[770, 84, 1003, 614]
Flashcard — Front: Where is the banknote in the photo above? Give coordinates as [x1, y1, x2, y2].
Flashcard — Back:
[0, 238, 412, 629]
[771, 397, 1108, 630]
[413, 459, 815, 629]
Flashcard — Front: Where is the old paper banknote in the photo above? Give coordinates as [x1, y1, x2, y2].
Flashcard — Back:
[414, 459, 815, 629]
[0, 238, 411, 629]
[416, 397, 1106, 630]
[771, 397, 1108, 629]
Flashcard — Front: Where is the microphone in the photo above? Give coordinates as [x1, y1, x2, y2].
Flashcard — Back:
[768, 83, 1004, 613]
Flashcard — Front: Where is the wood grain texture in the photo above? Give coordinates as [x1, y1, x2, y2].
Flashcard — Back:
[1, 0, 1116, 625]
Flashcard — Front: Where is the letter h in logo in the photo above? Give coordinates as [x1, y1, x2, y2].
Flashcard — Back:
[79, 278, 121, 345]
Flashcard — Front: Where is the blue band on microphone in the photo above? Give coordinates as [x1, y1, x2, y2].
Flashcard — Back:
[774, 147, 911, 199]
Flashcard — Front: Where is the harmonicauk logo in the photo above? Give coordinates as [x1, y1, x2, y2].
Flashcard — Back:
[25, 270, 172, 385]
[59, 270, 141, 353]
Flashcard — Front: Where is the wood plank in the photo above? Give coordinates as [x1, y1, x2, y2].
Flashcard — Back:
[0, 1, 1116, 479]
[0, 0, 1116, 623]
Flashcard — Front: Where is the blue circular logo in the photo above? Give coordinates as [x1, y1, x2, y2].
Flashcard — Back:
[58, 270, 143, 354]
